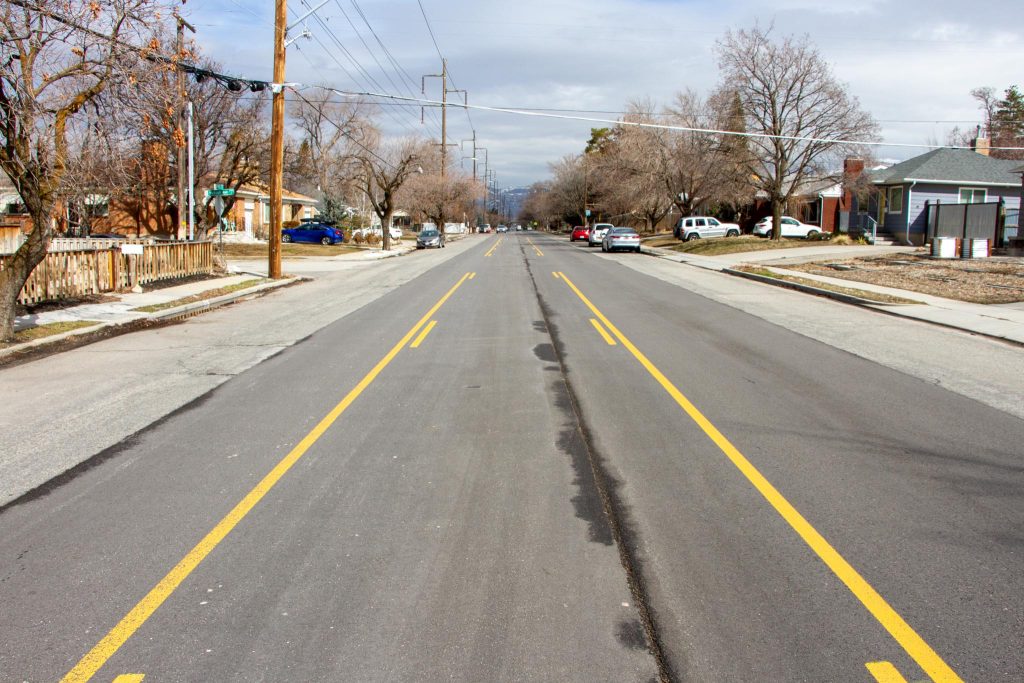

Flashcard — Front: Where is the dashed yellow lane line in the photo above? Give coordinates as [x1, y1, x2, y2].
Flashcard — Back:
[468, 272, 476, 280]
[61, 273, 475, 683]
[410, 320, 438, 348]
[555, 271, 963, 683]
[527, 238, 544, 256]
[589, 318, 616, 345]
[867, 661, 910, 682]
[485, 237, 503, 257]
[112, 676, 145, 683]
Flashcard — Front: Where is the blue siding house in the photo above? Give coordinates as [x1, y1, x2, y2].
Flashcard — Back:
[867, 148, 1022, 245]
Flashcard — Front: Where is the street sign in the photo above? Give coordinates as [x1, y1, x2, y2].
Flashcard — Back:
[213, 196, 226, 218]
[207, 184, 236, 198]
[585, 209, 591, 217]
[119, 244, 144, 255]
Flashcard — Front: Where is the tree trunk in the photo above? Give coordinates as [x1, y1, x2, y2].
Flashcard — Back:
[771, 199, 783, 241]
[382, 206, 393, 251]
[0, 205, 53, 341]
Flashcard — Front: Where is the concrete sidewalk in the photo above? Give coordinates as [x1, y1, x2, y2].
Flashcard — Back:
[641, 242, 1024, 346]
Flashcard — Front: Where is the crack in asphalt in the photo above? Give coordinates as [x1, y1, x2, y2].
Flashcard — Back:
[517, 237, 676, 683]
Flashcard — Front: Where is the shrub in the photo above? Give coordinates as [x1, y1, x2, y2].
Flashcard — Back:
[366, 232, 381, 246]
[353, 231, 367, 245]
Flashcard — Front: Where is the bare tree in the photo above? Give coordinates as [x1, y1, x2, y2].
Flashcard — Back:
[0, 0, 174, 340]
[404, 148, 479, 237]
[546, 154, 589, 226]
[717, 26, 878, 239]
[354, 133, 427, 250]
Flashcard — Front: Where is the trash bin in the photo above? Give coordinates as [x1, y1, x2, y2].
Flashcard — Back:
[961, 238, 989, 259]
[931, 236, 956, 258]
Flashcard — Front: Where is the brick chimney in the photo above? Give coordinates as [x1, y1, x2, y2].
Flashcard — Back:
[840, 158, 865, 212]
[973, 136, 991, 156]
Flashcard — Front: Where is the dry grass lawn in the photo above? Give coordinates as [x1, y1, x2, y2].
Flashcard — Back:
[132, 279, 270, 313]
[3, 320, 102, 347]
[219, 243, 361, 258]
[642, 234, 833, 257]
[735, 266, 920, 304]
[790, 253, 1024, 304]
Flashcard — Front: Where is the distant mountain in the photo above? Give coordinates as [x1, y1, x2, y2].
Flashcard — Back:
[501, 187, 530, 220]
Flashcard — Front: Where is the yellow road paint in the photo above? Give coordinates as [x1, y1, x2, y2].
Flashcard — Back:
[61, 273, 474, 683]
[485, 237, 503, 257]
[867, 662, 910, 682]
[527, 238, 544, 256]
[589, 318, 617, 345]
[553, 271, 561, 279]
[112, 676, 145, 683]
[556, 272, 963, 683]
[468, 272, 476, 280]
[410, 320, 438, 348]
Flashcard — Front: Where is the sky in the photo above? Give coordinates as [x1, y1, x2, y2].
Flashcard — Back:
[185, 0, 1024, 189]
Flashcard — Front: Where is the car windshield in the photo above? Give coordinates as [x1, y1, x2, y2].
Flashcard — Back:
[420, 230, 438, 237]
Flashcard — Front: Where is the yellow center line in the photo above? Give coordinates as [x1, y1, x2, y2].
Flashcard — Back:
[410, 320, 438, 348]
[867, 662, 911, 683]
[113, 676, 145, 683]
[555, 272, 963, 683]
[527, 238, 544, 256]
[61, 273, 474, 683]
[553, 271, 561, 279]
[485, 237, 503, 257]
[468, 272, 476, 280]
[589, 318, 617, 345]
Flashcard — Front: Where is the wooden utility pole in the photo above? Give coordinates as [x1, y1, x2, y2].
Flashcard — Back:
[268, 0, 287, 279]
[175, 15, 195, 241]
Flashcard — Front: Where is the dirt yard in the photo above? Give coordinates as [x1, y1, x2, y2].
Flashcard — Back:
[789, 252, 1024, 304]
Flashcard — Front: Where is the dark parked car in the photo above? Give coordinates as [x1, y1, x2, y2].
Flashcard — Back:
[281, 222, 345, 245]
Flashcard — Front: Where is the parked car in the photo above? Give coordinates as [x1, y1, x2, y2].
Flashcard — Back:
[602, 227, 641, 253]
[587, 223, 614, 247]
[281, 222, 345, 245]
[675, 216, 741, 241]
[753, 216, 822, 239]
[416, 228, 445, 249]
[570, 226, 590, 242]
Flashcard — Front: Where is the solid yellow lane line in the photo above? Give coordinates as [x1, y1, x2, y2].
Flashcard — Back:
[468, 272, 476, 280]
[485, 237, 503, 257]
[410, 320, 438, 348]
[867, 661, 910, 683]
[553, 271, 561, 279]
[556, 272, 963, 683]
[112, 676, 145, 683]
[527, 238, 544, 256]
[61, 273, 474, 683]
[589, 318, 616, 345]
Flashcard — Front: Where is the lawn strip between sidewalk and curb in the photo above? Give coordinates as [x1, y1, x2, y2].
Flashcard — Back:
[729, 266, 922, 305]
[132, 279, 270, 313]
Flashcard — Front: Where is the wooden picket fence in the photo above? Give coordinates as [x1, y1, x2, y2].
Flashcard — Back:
[0, 241, 213, 305]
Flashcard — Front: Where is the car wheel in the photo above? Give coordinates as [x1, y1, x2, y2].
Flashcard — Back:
[321, 236, 331, 245]
[635, 246, 641, 253]
[726, 229, 739, 238]
[806, 230, 820, 239]
[685, 232, 701, 241]
[281, 234, 292, 243]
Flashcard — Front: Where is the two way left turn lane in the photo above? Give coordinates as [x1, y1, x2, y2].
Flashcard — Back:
[0, 235, 658, 682]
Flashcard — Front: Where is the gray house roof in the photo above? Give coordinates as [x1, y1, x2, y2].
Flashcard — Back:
[870, 148, 1022, 187]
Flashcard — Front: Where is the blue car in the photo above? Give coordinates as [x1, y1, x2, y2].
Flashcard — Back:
[281, 222, 345, 245]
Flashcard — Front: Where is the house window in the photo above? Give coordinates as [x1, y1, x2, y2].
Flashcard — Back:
[887, 187, 903, 214]
[304, 207, 312, 219]
[263, 203, 270, 224]
[5, 202, 27, 215]
[959, 188, 987, 204]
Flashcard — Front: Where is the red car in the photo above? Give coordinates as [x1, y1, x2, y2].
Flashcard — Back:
[570, 226, 590, 242]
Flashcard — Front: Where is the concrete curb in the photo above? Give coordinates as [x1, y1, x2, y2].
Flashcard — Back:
[0, 277, 302, 361]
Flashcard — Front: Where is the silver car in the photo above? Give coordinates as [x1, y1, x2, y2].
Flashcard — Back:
[416, 228, 445, 249]
[675, 216, 741, 241]
[587, 223, 614, 247]
[601, 227, 641, 253]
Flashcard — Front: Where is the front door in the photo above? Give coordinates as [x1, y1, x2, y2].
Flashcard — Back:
[244, 201, 254, 238]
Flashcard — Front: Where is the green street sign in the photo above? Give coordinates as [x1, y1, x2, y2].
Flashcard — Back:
[207, 184, 236, 198]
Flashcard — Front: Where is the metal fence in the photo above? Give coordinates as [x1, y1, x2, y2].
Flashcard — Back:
[925, 201, 1002, 242]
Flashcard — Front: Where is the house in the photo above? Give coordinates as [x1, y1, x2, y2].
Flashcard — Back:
[789, 177, 843, 233]
[214, 184, 319, 240]
[861, 146, 1022, 245]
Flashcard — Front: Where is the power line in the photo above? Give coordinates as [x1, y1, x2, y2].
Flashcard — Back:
[414, 1, 476, 140]
[321, 87, 1024, 152]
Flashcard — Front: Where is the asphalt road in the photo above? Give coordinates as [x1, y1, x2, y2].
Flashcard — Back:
[1, 232, 1021, 682]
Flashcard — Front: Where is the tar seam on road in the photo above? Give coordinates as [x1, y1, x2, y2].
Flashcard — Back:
[518, 239, 675, 683]
[59, 272, 474, 683]
[554, 270, 964, 683]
